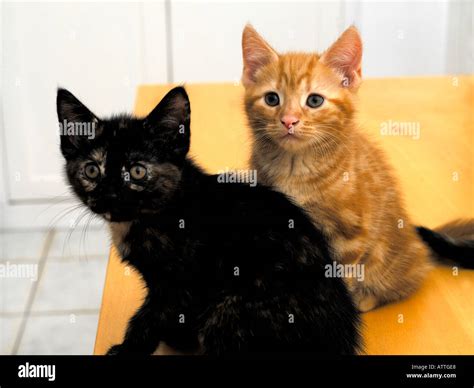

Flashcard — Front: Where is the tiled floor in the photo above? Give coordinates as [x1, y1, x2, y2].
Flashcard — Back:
[0, 228, 110, 354]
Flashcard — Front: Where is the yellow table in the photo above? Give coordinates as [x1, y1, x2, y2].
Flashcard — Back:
[94, 77, 474, 355]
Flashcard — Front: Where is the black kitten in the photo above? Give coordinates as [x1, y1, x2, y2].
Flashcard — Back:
[57, 86, 361, 355]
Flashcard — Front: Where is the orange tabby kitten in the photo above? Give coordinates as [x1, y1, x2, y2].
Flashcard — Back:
[242, 25, 473, 311]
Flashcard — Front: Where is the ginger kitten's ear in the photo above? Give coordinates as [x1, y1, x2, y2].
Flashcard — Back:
[241, 24, 278, 87]
[320, 26, 363, 90]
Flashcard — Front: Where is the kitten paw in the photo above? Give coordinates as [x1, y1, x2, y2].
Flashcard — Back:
[356, 295, 378, 312]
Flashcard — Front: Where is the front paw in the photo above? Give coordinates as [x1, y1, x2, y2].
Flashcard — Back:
[106, 344, 127, 355]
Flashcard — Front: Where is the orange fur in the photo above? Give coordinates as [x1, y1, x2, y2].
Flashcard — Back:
[242, 25, 433, 311]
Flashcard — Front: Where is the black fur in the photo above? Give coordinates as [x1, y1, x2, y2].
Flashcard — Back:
[416, 226, 474, 268]
[57, 86, 361, 355]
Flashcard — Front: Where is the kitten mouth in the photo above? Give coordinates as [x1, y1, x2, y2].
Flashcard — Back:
[100, 211, 136, 222]
[99, 212, 117, 221]
[280, 132, 301, 141]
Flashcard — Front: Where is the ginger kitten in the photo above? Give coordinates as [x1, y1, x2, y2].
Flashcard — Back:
[242, 25, 473, 311]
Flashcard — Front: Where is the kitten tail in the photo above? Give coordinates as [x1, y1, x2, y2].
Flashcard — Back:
[416, 219, 474, 267]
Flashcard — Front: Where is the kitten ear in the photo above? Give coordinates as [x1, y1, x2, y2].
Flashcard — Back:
[320, 26, 363, 89]
[242, 24, 278, 87]
[57, 88, 100, 157]
[144, 86, 191, 158]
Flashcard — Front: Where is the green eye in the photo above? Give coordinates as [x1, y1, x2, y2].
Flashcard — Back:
[130, 164, 147, 180]
[306, 94, 324, 108]
[84, 162, 100, 179]
[264, 92, 280, 107]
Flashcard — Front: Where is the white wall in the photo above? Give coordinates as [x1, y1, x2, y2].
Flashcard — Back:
[170, 1, 344, 83]
[168, 0, 472, 82]
[1, 0, 471, 229]
[355, 1, 450, 77]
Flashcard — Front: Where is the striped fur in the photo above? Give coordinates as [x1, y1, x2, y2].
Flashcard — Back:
[242, 25, 434, 311]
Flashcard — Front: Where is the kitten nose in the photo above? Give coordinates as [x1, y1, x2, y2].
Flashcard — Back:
[280, 115, 300, 130]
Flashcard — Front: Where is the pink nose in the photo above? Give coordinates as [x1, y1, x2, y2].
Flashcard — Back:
[280, 115, 300, 130]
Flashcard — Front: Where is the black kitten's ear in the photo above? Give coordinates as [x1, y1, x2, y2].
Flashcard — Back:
[57, 88, 100, 157]
[144, 86, 191, 158]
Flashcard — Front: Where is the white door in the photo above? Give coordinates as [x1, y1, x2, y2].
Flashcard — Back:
[0, 1, 168, 228]
[170, 0, 346, 83]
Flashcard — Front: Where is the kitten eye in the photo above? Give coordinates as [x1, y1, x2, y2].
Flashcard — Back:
[306, 94, 324, 108]
[84, 162, 100, 180]
[264, 92, 280, 107]
[130, 164, 147, 180]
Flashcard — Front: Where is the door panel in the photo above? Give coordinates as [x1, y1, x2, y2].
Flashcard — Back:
[2, 2, 167, 202]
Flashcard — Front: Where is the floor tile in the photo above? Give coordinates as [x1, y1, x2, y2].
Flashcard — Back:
[48, 228, 110, 261]
[31, 259, 107, 312]
[0, 316, 22, 354]
[0, 231, 46, 261]
[17, 313, 98, 355]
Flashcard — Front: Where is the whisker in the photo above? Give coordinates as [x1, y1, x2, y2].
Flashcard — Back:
[46, 204, 84, 233]
[35, 190, 76, 219]
[62, 208, 89, 259]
